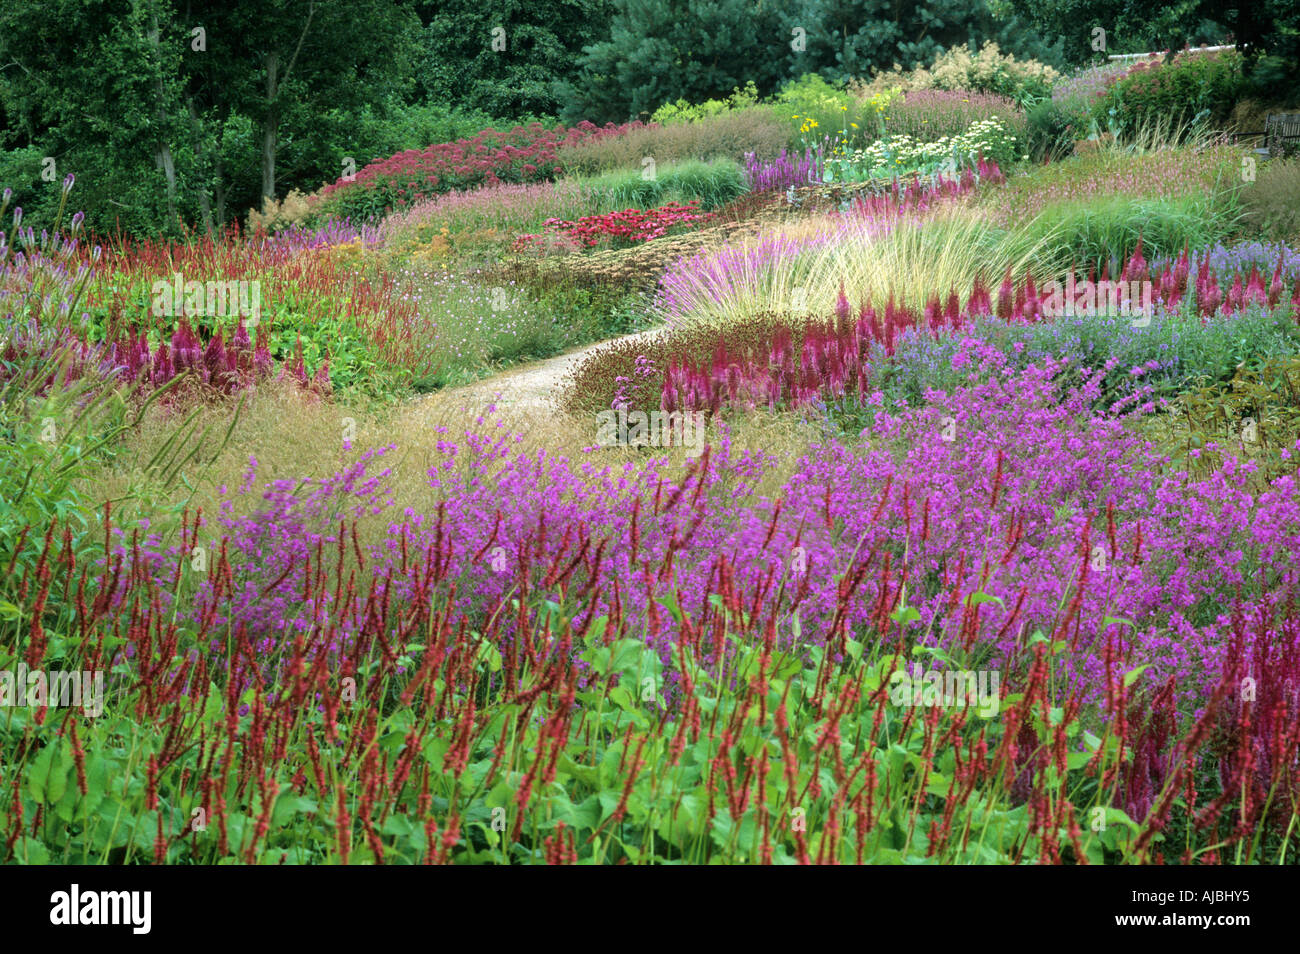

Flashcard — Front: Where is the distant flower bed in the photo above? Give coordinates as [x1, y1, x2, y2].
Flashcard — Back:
[824, 117, 1021, 183]
[314, 121, 645, 224]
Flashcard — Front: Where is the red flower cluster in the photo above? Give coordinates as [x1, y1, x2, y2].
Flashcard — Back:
[318, 121, 645, 220]
[513, 201, 716, 251]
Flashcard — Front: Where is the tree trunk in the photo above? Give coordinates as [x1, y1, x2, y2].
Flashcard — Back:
[148, 7, 180, 228]
[187, 98, 214, 237]
[261, 52, 279, 202]
[260, 4, 316, 203]
[215, 155, 227, 231]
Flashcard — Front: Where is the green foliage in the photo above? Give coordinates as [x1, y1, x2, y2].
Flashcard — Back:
[560, 0, 1064, 124]
[650, 83, 761, 124]
[0, 0, 421, 238]
[1143, 354, 1300, 484]
[856, 40, 1060, 109]
[790, 0, 1065, 86]
[1092, 50, 1245, 138]
[1025, 99, 1084, 161]
[777, 74, 895, 152]
[415, 0, 613, 118]
[554, 0, 788, 123]
[0, 147, 59, 230]
[1019, 193, 1237, 274]
[1002, 0, 1231, 66]
[574, 159, 749, 213]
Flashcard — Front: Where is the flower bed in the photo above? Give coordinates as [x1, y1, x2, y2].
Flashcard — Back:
[313, 120, 645, 223]
[512, 201, 717, 252]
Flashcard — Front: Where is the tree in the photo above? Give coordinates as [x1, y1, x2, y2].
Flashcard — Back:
[180, 0, 421, 204]
[559, 0, 1064, 123]
[784, 0, 1064, 83]
[1002, 0, 1297, 87]
[0, 0, 421, 235]
[555, 0, 789, 123]
[416, 0, 612, 118]
[0, 0, 195, 235]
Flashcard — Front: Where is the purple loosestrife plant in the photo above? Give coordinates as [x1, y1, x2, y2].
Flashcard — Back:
[743, 147, 824, 192]
[113, 345, 1300, 727]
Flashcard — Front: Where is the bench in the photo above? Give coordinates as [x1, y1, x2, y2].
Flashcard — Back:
[1264, 113, 1300, 158]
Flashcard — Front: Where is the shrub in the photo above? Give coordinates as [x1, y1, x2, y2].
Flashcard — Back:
[571, 158, 748, 212]
[853, 42, 1059, 108]
[1025, 99, 1082, 161]
[775, 73, 894, 152]
[1093, 49, 1245, 138]
[650, 82, 761, 124]
[246, 189, 321, 234]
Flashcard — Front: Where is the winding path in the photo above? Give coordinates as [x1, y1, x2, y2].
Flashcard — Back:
[422, 327, 667, 418]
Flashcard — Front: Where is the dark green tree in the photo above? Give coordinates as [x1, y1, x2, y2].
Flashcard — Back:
[783, 0, 1064, 83]
[416, 0, 612, 118]
[555, 0, 789, 123]
[0, 0, 196, 235]
[180, 0, 421, 205]
[0, 0, 420, 236]
[559, 0, 1065, 123]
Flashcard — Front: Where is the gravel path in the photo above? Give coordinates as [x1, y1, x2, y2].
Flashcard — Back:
[424, 327, 667, 418]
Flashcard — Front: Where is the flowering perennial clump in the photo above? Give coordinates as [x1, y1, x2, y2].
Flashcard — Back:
[316, 120, 644, 221]
[512, 201, 716, 251]
[825, 117, 1021, 182]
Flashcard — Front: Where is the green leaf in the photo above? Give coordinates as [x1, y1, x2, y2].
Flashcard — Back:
[272, 792, 318, 828]
[964, 591, 1005, 609]
[27, 742, 65, 804]
[890, 604, 921, 626]
[1123, 664, 1149, 688]
[656, 593, 683, 624]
